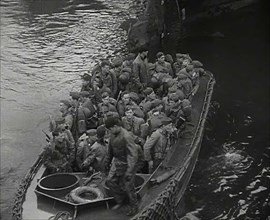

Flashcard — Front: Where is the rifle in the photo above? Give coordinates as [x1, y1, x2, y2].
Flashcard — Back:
[42, 130, 51, 143]
[116, 90, 122, 105]
[71, 103, 80, 171]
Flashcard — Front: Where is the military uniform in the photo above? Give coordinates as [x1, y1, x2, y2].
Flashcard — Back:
[177, 73, 193, 99]
[82, 141, 108, 173]
[100, 71, 118, 98]
[154, 61, 173, 77]
[117, 100, 145, 119]
[132, 54, 149, 92]
[143, 127, 169, 171]
[105, 128, 144, 210]
[43, 147, 72, 174]
[98, 102, 117, 124]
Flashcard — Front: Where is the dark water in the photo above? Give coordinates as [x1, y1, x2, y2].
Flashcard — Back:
[1, 1, 269, 220]
[0, 0, 142, 219]
[165, 2, 270, 219]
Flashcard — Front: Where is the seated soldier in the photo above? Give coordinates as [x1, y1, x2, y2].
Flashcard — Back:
[168, 93, 192, 129]
[147, 99, 170, 133]
[122, 53, 136, 69]
[173, 53, 186, 74]
[49, 100, 73, 132]
[143, 118, 172, 173]
[154, 52, 173, 77]
[76, 129, 97, 171]
[192, 60, 206, 77]
[98, 92, 118, 124]
[122, 107, 146, 146]
[139, 87, 157, 114]
[43, 129, 74, 174]
[99, 60, 118, 98]
[81, 73, 94, 93]
[177, 73, 193, 99]
[82, 125, 108, 173]
[111, 56, 123, 79]
[117, 92, 144, 119]
[118, 67, 132, 93]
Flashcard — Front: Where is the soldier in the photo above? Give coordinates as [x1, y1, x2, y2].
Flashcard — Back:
[132, 46, 149, 93]
[117, 92, 144, 119]
[154, 52, 173, 77]
[118, 67, 132, 93]
[82, 125, 108, 173]
[49, 100, 73, 133]
[143, 118, 172, 172]
[139, 87, 157, 114]
[76, 129, 97, 171]
[177, 73, 193, 99]
[111, 56, 123, 79]
[168, 95, 192, 129]
[123, 53, 136, 69]
[98, 92, 118, 124]
[43, 129, 74, 174]
[173, 53, 184, 74]
[105, 117, 144, 216]
[122, 107, 146, 146]
[81, 73, 93, 93]
[99, 60, 118, 98]
[147, 99, 170, 133]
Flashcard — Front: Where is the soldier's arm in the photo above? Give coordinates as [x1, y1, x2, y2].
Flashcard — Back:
[143, 131, 159, 161]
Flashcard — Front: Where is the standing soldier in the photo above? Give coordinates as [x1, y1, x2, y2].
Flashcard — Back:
[122, 107, 146, 146]
[104, 117, 144, 216]
[143, 119, 172, 172]
[132, 46, 149, 93]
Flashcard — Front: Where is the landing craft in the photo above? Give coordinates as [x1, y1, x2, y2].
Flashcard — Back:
[12, 69, 215, 219]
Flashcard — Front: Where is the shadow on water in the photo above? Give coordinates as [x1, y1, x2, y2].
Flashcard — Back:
[162, 1, 269, 219]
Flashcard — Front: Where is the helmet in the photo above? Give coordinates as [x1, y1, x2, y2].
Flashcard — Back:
[151, 76, 160, 88]
[119, 72, 130, 84]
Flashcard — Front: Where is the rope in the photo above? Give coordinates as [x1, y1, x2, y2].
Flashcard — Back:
[48, 211, 72, 220]
[12, 152, 44, 220]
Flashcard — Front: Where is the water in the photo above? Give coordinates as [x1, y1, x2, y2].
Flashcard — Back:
[0, 0, 142, 218]
[1, 1, 269, 220]
[169, 2, 270, 219]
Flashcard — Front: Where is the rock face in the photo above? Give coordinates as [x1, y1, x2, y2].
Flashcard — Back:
[127, 0, 165, 53]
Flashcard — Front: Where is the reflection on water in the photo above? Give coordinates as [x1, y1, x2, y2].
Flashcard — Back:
[0, 0, 141, 218]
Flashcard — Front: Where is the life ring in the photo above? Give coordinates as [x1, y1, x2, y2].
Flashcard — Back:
[70, 186, 104, 204]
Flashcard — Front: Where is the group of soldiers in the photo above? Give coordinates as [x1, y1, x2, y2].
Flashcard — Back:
[43, 46, 206, 216]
